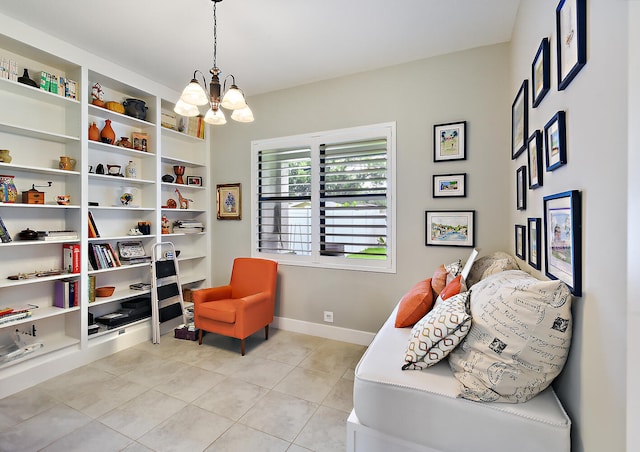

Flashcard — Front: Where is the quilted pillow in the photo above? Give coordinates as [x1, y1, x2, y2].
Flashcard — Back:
[395, 278, 435, 328]
[448, 270, 572, 403]
[465, 252, 519, 288]
[431, 259, 462, 295]
[402, 291, 471, 370]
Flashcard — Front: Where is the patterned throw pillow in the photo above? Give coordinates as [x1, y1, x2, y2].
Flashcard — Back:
[402, 291, 471, 370]
[448, 270, 572, 403]
[431, 259, 463, 295]
[465, 252, 519, 288]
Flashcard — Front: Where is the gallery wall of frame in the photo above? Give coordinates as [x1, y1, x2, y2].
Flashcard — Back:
[426, 120, 475, 248]
[510, 0, 586, 297]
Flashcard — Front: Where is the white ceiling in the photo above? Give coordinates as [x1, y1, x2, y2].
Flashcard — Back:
[0, 0, 520, 97]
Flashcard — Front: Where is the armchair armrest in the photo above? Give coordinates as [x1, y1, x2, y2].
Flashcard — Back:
[193, 285, 232, 305]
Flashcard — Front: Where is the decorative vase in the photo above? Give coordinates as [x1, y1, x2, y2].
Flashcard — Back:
[0, 149, 12, 163]
[88, 122, 100, 141]
[115, 137, 133, 149]
[100, 119, 115, 145]
[125, 160, 137, 179]
[173, 165, 185, 185]
[17, 69, 38, 88]
[120, 187, 136, 206]
[0, 174, 18, 203]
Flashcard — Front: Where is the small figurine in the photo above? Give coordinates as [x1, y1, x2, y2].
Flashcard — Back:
[161, 215, 171, 234]
[91, 82, 105, 107]
[175, 188, 193, 209]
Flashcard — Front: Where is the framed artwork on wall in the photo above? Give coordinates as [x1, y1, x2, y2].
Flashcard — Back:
[556, 0, 587, 91]
[527, 130, 543, 189]
[532, 37, 550, 107]
[543, 190, 582, 296]
[544, 111, 567, 171]
[511, 80, 528, 159]
[433, 121, 466, 162]
[516, 165, 527, 210]
[432, 173, 467, 198]
[528, 217, 542, 270]
[216, 183, 241, 220]
[515, 224, 526, 260]
[425, 210, 475, 247]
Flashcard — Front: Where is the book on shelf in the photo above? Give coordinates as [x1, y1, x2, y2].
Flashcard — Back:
[88, 243, 122, 270]
[62, 243, 81, 273]
[174, 219, 204, 233]
[88, 275, 96, 303]
[0, 310, 32, 325]
[38, 230, 79, 241]
[0, 215, 11, 243]
[54, 279, 79, 309]
[88, 211, 100, 238]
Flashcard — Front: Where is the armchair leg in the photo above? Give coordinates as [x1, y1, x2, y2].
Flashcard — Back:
[265, 325, 269, 340]
[241, 339, 245, 356]
[198, 329, 203, 345]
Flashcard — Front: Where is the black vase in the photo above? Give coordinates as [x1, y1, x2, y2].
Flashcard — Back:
[18, 69, 38, 88]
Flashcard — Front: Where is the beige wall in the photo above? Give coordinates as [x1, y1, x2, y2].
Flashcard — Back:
[510, 1, 629, 451]
[209, 43, 511, 333]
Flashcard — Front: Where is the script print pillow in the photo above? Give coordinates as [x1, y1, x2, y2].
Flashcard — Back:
[402, 291, 471, 370]
[449, 270, 572, 403]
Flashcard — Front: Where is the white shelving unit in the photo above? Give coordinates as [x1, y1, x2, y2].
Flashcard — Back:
[0, 31, 211, 397]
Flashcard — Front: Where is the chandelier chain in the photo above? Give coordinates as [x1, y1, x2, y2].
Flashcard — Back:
[212, 0, 218, 71]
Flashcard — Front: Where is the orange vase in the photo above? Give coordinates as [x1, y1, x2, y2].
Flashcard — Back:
[100, 119, 115, 145]
[88, 122, 100, 141]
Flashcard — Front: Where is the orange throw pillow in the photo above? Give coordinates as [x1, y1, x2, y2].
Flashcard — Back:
[431, 265, 448, 295]
[395, 278, 435, 328]
[440, 275, 464, 301]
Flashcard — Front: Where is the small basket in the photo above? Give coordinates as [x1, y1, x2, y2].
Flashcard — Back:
[105, 101, 125, 114]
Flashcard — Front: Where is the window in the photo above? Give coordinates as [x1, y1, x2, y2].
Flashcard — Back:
[251, 122, 396, 272]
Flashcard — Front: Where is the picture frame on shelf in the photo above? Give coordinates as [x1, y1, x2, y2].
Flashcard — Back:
[433, 121, 466, 162]
[131, 132, 148, 152]
[543, 190, 582, 296]
[425, 210, 475, 247]
[544, 111, 567, 171]
[556, 0, 587, 91]
[432, 173, 466, 198]
[516, 165, 527, 210]
[515, 224, 526, 260]
[512, 80, 528, 159]
[187, 176, 203, 187]
[528, 217, 542, 270]
[216, 183, 241, 220]
[532, 37, 550, 107]
[527, 130, 543, 189]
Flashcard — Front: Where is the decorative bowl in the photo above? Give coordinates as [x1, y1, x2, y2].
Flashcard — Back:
[105, 101, 125, 114]
[96, 286, 115, 297]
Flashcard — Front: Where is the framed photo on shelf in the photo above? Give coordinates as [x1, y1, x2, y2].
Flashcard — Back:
[187, 176, 203, 187]
[432, 173, 466, 198]
[216, 183, 241, 220]
[511, 80, 528, 159]
[516, 165, 527, 210]
[556, 0, 587, 91]
[543, 190, 582, 296]
[544, 111, 567, 171]
[425, 210, 475, 247]
[515, 224, 526, 260]
[532, 37, 550, 107]
[131, 132, 149, 152]
[528, 217, 542, 270]
[433, 121, 466, 162]
[527, 130, 543, 189]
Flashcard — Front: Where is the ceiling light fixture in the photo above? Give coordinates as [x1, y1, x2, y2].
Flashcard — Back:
[174, 0, 253, 125]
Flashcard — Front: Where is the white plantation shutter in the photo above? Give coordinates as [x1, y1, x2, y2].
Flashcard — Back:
[319, 139, 388, 258]
[252, 123, 395, 272]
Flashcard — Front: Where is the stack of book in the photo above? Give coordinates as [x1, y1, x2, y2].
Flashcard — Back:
[38, 230, 79, 241]
[186, 116, 205, 139]
[174, 219, 204, 234]
[88, 242, 121, 270]
[0, 306, 32, 325]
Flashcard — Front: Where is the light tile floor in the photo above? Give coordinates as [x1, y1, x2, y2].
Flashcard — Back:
[0, 329, 366, 452]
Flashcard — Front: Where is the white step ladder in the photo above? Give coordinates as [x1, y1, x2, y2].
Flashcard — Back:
[151, 242, 187, 344]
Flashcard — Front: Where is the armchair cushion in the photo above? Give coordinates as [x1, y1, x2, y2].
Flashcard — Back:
[198, 299, 237, 324]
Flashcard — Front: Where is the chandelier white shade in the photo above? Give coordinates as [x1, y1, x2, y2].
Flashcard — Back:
[174, 0, 254, 125]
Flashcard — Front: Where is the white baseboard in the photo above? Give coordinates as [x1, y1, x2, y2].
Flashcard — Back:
[272, 316, 375, 346]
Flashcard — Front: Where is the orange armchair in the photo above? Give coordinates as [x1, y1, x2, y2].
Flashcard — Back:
[193, 257, 278, 355]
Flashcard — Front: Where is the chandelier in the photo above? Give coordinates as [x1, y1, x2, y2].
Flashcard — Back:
[174, 0, 254, 125]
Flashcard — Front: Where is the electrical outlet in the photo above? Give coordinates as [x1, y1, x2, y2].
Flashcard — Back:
[323, 311, 334, 323]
